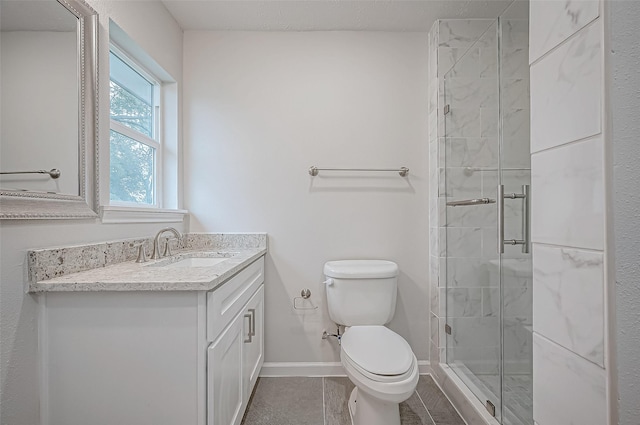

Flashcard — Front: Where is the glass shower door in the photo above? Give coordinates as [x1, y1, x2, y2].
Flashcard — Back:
[444, 20, 503, 423]
[499, 2, 533, 424]
[444, 2, 533, 424]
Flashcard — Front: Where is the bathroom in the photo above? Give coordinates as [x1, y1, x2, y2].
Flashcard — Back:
[0, 0, 638, 424]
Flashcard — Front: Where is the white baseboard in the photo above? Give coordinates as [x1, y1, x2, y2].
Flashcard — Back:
[417, 360, 431, 375]
[259, 360, 431, 378]
[260, 362, 346, 377]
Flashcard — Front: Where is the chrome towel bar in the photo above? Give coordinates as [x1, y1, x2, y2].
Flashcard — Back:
[309, 166, 409, 177]
[446, 198, 496, 207]
[0, 169, 61, 179]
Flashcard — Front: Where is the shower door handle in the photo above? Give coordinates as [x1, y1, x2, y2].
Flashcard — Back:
[521, 185, 530, 254]
[497, 184, 530, 254]
[498, 185, 505, 254]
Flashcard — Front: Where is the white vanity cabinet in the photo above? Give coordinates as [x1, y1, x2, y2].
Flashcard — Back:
[206, 260, 265, 425]
[207, 285, 264, 425]
[38, 256, 265, 425]
[208, 310, 245, 425]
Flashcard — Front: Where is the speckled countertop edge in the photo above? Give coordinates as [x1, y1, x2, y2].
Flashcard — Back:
[29, 248, 266, 293]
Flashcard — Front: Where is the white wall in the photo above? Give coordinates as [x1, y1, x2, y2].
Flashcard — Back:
[0, 2, 184, 424]
[183, 31, 430, 366]
[611, 1, 640, 423]
[529, 1, 613, 424]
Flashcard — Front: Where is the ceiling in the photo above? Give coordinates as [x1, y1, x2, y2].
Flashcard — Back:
[162, 0, 513, 32]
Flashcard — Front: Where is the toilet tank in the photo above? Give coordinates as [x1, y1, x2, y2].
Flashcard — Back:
[324, 260, 398, 326]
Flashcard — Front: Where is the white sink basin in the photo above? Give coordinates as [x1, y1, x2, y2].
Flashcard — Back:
[147, 252, 238, 269]
[162, 257, 228, 268]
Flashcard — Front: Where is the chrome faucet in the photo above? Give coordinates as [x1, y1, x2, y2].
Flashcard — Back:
[152, 227, 182, 260]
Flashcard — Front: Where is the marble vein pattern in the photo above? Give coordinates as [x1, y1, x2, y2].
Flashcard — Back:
[447, 138, 499, 169]
[501, 45, 529, 79]
[501, 78, 529, 110]
[533, 244, 604, 366]
[443, 287, 482, 318]
[28, 233, 267, 292]
[445, 77, 498, 110]
[502, 18, 529, 52]
[483, 285, 532, 319]
[438, 20, 493, 77]
[446, 46, 480, 78]
[502, 107, 530, 143]
[531, 137, 604, 249]
[430, 312, 439, 344]
[442, 227, 482, 258]
[533, 334, 606, 425]
[530, 19, 602, 153]
[442, 167, 483, 199]
[529, 0, 599, 63]
[438, 20, 494, 48]
[478, 22, 498, 78]
[448, 317, 500, 348]
[430, 228, 440, 259]
[446, 106, 482, 138]
[503, 318, 533, 373]
[445, 257, 491, 287]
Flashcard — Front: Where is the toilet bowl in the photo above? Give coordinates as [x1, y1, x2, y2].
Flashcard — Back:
[341, 326, 419, 425]
[324, 260, 419, 425]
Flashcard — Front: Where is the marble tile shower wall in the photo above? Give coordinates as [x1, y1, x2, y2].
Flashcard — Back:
[429, 17, 533, 378]
[528, 1, 609, 425]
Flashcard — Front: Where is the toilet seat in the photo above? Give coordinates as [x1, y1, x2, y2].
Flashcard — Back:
[342, 350, 416, 383]
[341, 326, 415, 383]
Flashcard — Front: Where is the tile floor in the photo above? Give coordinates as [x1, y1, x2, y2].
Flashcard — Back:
[241, 375, 466, 425]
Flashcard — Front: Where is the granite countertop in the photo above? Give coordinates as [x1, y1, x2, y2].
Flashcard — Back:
[29, 248, 266, 292]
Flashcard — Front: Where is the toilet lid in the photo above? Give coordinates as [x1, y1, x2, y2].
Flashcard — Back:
[340, 326, 413, 376]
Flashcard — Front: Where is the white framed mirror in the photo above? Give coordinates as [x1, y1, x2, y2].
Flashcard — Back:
[0, 0, 98, 219]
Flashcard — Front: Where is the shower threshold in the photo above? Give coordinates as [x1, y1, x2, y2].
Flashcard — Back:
[448, 362, 533, 425]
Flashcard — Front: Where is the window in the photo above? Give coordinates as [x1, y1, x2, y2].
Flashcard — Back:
[109, 47, 160, 206]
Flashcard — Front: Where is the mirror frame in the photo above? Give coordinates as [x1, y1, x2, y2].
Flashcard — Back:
[0, 0, 98, 219]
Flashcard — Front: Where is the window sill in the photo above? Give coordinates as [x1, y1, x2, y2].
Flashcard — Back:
[100, 205, 188, 224]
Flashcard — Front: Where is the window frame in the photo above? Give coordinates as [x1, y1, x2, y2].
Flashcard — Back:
[108, 43, 163, 208]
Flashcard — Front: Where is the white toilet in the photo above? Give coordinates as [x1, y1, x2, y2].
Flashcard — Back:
[324, 260, 419, 425]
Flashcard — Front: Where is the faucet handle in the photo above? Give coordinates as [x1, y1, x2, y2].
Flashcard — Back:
[162, 237, 178, 257]
[131, 242, 148, 263]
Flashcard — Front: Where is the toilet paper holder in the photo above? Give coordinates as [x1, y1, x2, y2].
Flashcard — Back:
[294, 289, 318, 310]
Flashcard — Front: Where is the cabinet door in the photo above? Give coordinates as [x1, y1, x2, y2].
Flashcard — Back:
[208, 312, 244, 425]
[243, 285, 264, 400]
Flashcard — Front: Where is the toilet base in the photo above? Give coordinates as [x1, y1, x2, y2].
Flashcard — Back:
[347, 386, 401, 425]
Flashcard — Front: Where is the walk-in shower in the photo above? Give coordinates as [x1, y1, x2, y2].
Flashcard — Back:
[442, 2, 532, 425]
